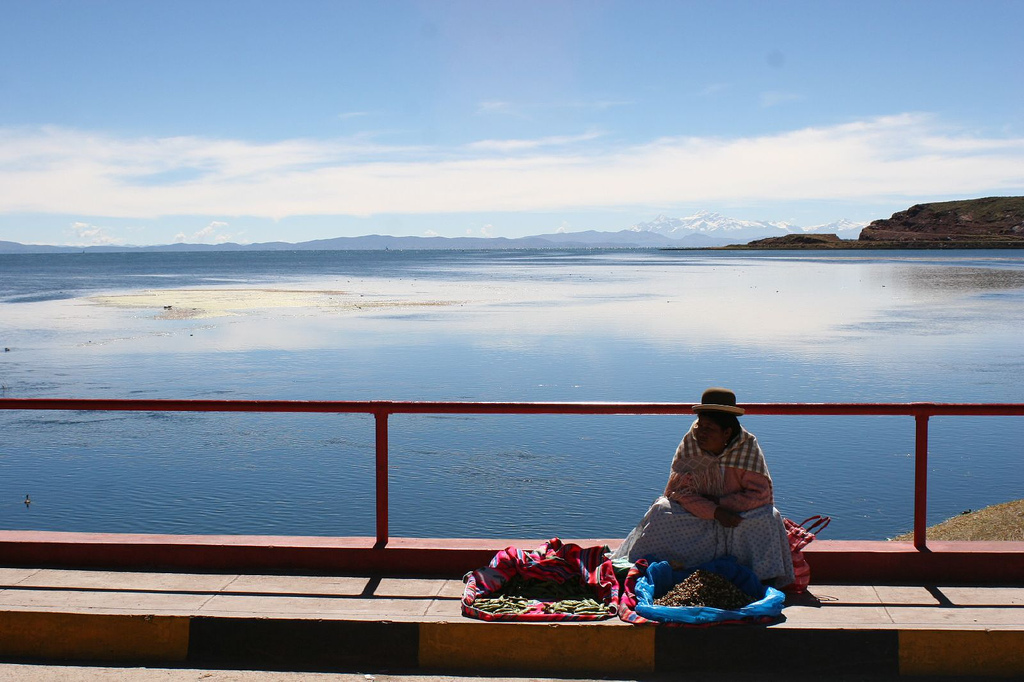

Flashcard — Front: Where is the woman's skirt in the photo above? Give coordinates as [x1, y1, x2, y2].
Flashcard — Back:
[610, 497, 795, 587]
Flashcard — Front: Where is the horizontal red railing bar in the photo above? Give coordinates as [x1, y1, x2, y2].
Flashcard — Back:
[3, 398, 1024, 417]
[4, 397, 1022, 555]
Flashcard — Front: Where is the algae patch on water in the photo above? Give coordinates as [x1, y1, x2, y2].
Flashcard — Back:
[90, 288, 458, 320]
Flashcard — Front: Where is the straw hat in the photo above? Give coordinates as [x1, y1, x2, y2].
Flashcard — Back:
[691, 387, 745, 415]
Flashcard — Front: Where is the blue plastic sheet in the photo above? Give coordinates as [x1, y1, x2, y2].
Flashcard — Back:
[634, 556, 785, 625]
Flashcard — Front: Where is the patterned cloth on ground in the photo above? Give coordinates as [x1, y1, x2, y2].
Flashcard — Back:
[461, 537, 619, 621]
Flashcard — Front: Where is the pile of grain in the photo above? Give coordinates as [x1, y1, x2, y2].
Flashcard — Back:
[653, 569, 754, 610]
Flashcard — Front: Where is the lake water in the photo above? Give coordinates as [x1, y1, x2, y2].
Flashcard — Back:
[1, 249, 1022, 541]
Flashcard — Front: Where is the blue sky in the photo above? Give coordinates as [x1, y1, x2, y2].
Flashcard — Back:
[2, 0, 1023, 246]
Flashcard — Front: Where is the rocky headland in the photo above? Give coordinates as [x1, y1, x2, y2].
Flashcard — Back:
[739, 233, 849, 249]
[728, 196, 1024, 249]
[860, 196, 1024, 244]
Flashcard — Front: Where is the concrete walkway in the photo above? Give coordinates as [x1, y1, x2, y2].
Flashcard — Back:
[0, 566, 1021, 678]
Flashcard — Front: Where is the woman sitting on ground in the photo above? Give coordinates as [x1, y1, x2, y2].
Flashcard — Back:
[611, 387, 795, 587]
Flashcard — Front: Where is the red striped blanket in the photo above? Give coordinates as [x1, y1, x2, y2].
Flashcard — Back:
[462, 538, 618, 621]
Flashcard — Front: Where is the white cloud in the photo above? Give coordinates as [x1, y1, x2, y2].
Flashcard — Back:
[760, 91, 804, 108]
[2, 115, 1023, 222]
[462, 225, 496, 238]
[174, 220, 236, 244]
[698, 83, 729, 97]
[467, 130, 604, 153]
[477, 100, 515, 115]
[476, 99, 628, 117]
[560, 100, 631, 111]
[67, 221, 125, 246]
[423, 229, 439, 237]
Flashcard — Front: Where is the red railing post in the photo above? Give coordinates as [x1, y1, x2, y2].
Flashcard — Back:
[374, 408, 389, 548]
[913, 411, 930, 551]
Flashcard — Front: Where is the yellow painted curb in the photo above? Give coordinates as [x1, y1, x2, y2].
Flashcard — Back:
[900, 630, 1024, 677]
[420, 621, 655, 674]
[0, 611, 190, 662]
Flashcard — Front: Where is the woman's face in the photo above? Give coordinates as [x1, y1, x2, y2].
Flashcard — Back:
[694, 414, 733, 455]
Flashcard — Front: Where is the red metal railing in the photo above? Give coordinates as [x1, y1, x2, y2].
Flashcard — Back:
[2, 398, 1023, 550]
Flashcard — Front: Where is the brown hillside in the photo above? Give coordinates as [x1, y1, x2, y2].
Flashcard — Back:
[891, 499, 1024, 542]
[859, 196, 1024, 243]
[742, 233, 844, 249]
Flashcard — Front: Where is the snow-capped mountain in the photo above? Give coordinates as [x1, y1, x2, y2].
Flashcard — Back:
[799, 218, 866, 235]
[630, 211, 866, 243]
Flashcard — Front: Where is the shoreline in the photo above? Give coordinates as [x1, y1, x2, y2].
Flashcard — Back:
[891, 498, 1024, 542]
[664, 240, 1024, 251]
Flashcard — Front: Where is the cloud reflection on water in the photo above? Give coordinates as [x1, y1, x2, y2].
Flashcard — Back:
[12, 254, 1021, 365]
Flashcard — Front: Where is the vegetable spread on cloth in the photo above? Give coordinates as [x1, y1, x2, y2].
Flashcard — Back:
[462, 538, 618, 621]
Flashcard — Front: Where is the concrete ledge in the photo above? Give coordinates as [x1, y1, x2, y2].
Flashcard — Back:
[0, 532, 617, 576]
[419, 621, 655, 676]
[0, 611, 189, 662]
[2, 531, 1023, 584]
[656, 627, 899, 676]
[188, 617, 419, 671]
[0, 610, 1020, 677]
[807, 539, 1024, 583]
[899, 630, 1024, 677]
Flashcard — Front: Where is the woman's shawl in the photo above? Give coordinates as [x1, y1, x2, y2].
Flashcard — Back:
[668, 420, 771, 497]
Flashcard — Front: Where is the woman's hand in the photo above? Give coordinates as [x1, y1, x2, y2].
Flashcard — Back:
[714, 506, 743, 528]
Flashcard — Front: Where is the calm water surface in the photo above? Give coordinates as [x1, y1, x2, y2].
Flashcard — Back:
[1, 249, 1022, 540]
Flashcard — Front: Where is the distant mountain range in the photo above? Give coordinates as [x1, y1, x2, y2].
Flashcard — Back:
[629, 211, 865, 243]
[0, 210, 868, 253]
